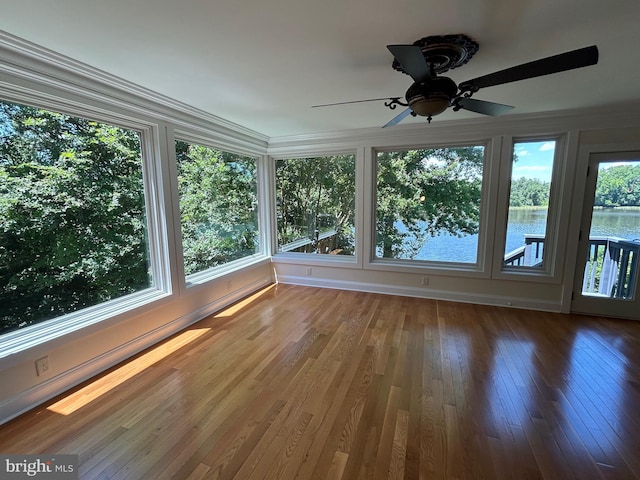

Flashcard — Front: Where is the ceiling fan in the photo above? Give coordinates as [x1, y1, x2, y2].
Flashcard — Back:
[312, 34, 599, 127]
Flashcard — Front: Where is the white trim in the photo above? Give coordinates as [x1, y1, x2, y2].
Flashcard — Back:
[365, 258, 490, 278]
[275, 274, 561, 312]
[491, 134, 569, 283]
[270, 150, 359, 260]
[0, 112, 176, 359]
[271, 253, 359, 267]
[167, 137, 268, 287]
[141, 123, 174, 294]
[268, 102, 640, 150]
[364, 140, 493, 275]
[0, 31, 268, 153]
[353, 145, 366, 269]
[174, 129, 266, 159]
[0, 289, 171, 360]
[362, 145, 376, 267]
[185, 256, 271, 287]
[568, 144, 640, 319]
[256, 154, 273, 259]
[262, 155, 278, 257]
[566, 142, 640, 314]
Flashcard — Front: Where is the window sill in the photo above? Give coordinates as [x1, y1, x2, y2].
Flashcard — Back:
[0, 288, 171, 360]
[366, 257, 490, 278]
[271, 252, 359, 268]
[184, 254, 271, 287]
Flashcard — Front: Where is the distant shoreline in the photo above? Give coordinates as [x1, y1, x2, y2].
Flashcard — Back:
[509, 205, 640, 211]
[591, 206, 640, 211]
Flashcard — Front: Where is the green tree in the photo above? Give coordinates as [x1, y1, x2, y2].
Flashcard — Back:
[276, 155, 355, 254]
[176, 141, 258, 274]
[0, 102, 150, 334]
[509, 177, 550, 207]
[376, 147, 484, 259]
[594, 164, 640, 207]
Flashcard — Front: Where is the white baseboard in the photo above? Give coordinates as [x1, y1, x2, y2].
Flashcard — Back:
[276, 274, 561, 312]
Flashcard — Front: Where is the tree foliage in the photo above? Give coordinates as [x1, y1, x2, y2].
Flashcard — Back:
[594, 164, 640, 207]
[508, 163, 640, 209]
[0, 102, 150, 334]
[376, 147, 484, 259]
[276, 155, 355, 254]
[509, 177, 550, 207]
[175, 141, 258, 274]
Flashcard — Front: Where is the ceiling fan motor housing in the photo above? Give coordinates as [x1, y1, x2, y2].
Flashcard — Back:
[406, 77, 458, 117]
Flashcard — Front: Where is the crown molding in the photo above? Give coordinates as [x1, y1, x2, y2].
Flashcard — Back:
[0, 30, 268, 153]
[3, 29, 640, 155]
[267, 101, 640, 152]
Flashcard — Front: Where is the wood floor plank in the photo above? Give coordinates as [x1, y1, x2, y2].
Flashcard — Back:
[2, 284, 640, 479]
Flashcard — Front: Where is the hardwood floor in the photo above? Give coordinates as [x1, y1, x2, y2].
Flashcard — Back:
[2, 284, 640, 479]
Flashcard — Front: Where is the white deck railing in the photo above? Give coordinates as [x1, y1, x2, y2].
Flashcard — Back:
[505, 235, 639, 299]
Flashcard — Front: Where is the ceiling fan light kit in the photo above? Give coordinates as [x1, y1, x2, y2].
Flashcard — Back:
[313, 34, 599, 128]
[405, 76, 458, 119]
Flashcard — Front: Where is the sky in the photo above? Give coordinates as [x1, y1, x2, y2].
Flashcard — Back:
[512, 141, 555, 183]
[512, 141, 640, 182]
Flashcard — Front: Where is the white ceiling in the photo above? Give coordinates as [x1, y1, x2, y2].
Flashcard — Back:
[2, 0, 640, 138]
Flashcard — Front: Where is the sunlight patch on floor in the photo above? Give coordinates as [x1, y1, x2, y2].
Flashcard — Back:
[47, 327, 211, 415]
[212, 284, 275, 319]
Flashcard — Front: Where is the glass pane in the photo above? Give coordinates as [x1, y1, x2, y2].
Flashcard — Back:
[581, 161, 640, 299]
[376, 147, 484, 262]
[276, 155, 355, 255]
[0, 100, 152, 336]
[175, 141, 259, 276]
[503, 141, 555, 268]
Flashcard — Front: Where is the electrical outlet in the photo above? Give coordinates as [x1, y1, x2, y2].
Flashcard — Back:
[305, 267, 312, 276]
[35, 356, 50, 376]
[421, 276, 429, 286]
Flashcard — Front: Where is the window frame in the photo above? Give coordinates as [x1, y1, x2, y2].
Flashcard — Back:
[172, 131, 268, 288]
[270, 148, 362, 268]
[366, 139, 497, 278]
[0, 94, 173, 357]
[491, 133, 571, 283]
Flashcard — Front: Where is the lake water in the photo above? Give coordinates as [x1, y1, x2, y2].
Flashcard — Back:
[413, 208, 640, 263]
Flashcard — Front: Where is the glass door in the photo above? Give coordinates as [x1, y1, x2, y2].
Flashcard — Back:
[572, 153, 640, 319]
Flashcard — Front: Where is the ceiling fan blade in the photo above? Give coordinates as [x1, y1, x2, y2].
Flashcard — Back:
[387, 45, 432, 83]
[311, 97, 395, 108]
[456, 97, 514, 116]
[382, 108, 413, 128]
[460, 45, 599, 91]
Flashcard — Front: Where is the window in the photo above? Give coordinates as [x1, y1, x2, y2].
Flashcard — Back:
[503, 140, 556, 268]
[376, 146, 485, 263]
[0, 100, 153, 336]
[275, 154, 356, 255]
[175, 140, 259, 278]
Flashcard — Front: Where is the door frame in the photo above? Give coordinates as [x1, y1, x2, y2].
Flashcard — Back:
[570, 149, 640, 319]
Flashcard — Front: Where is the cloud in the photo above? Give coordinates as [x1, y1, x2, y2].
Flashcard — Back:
[539, 142, 555, 151]
[515, 148, 530, 157]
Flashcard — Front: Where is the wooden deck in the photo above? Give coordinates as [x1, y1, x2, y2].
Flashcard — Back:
[2, 284, 640, 479]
